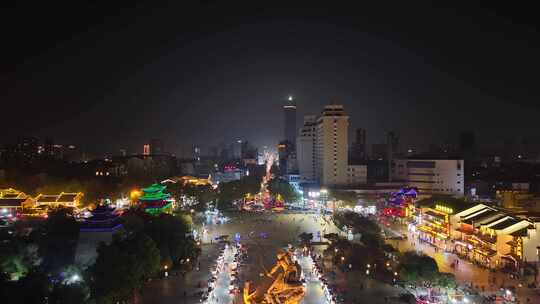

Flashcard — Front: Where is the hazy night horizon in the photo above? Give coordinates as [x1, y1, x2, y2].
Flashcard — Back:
[2, 3, 540, 157]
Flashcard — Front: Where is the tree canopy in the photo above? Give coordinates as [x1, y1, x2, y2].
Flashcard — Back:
[398, 251, 439, 285]
[329, 190, 357, 207]
[38, 207, 80, 274]
[217, 175, 262, 210]
[121, 210, 198, 267]
[267, 178, 300, 203]
[90, 233, 160, 304]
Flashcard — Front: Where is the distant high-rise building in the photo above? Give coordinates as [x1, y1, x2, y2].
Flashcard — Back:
[194, 146, 201, 161]
[232, 140, 242, 159]
[150, 139, 164, 155]
[392, 157, 464, 196]
[278, 140, 293, 176]
[350, 128, 367, 164]
[143, 144, 150, 155]
[44, 139, 54, 157]
[387, 131, 399, 182]
[17, 137, 39, 161]
[314, 104, 349, 186]
[297, 115, 317, 181]
[283, 96, 297, 151]
[371, 143, 388, 160]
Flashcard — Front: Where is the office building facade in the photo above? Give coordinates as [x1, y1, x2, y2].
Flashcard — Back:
[314, 105, 349, 186]
[283, 97, 297, 150]
[392, 158, 464, 196]
[297, 115, 317, 182]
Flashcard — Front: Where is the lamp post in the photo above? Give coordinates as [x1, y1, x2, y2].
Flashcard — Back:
[321, 189, 328, 213]
[536, 246, 540, 285]
[334, 248, 338, 270]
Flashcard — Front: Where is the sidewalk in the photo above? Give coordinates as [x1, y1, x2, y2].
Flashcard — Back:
[386, 222, 540, 303]
[313, 254, 405, 304]
[135, 243, 221, 304]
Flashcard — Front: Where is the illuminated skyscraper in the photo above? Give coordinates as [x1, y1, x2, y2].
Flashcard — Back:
[297, 115, 317, 181]
[314, 105, 349, 186]
[283, 96, 297, 150]
[143, 144, 150, 155]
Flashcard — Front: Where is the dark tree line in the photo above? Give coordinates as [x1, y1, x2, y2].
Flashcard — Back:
[0, 206, 199, 304]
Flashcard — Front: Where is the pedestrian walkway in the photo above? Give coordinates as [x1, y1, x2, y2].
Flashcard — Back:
[387, 222, 540, 303]
[207, 244, 237, 304]
[136, 244, 221, 304]
[297, 254, 330, 304]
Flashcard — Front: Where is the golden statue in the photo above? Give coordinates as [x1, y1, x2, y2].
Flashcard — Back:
[243, 249, 305, 304]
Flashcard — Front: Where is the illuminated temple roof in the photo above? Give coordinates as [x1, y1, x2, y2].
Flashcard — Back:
[138, 184, 174, 215]
[80, 205, 122, 232]
[35, 192, 83, 207]
[0, 188, 33, 208]
[139, 184, 170, 201]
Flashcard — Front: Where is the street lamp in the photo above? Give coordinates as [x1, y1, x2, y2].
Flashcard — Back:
[537, 246, 540, 284]
[320, 189, 328, 213]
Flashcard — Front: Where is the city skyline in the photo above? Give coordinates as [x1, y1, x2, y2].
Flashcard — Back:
[3, 3, 540, 156]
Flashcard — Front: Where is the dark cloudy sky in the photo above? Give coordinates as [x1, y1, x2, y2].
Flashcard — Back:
[2, 2, 540, 156]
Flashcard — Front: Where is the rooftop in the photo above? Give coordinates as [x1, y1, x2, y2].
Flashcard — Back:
[0, 198, 27, 207]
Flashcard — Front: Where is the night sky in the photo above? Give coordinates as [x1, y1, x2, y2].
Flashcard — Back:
[2, 2, 540, 156]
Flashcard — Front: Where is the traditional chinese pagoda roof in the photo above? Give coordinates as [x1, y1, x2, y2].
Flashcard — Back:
[0, 198, 27, 207]
[0, 188, 29, 199]
[57, 193, 81, 203]
[510, 228, 529, 237]
[141, 184, 167, 193]
[35, 192, 83, 204]
[139, 184, 170, 201]
[80, 205, 122, 232]
[462, 210, 504, 226]
[489, 218, 521, 230]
